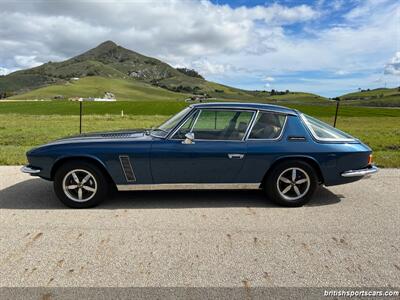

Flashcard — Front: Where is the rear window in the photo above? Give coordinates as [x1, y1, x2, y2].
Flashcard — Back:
[301, 114, 355, 141]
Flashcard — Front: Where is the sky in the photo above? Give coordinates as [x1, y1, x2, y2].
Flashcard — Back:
[0, 0, 399, 97]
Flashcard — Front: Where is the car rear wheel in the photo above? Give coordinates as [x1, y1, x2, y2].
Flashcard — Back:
[54, 161, 109, 208]
[265, 160, 318, 207]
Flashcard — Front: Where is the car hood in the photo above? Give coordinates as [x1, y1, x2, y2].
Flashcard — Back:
[31, 130, 154, 151]
[59, 129, 147, 140]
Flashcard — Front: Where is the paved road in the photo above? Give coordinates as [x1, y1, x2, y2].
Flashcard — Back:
[0, 166, 399, 289]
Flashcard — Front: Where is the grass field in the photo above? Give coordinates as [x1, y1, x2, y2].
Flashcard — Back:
[0, 100, 189, 115]
[6, 75, 329, 104]
[0, 101, 399, 167]
[1, 100, 400, 117]
[8, 77, 189, 101]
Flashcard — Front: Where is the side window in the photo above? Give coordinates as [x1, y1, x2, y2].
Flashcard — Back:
[249, 112, 286, 139]
[193, 110, 253, 140]
[174, 109, 253, 140]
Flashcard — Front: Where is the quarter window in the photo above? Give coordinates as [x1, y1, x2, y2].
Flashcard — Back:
[248, 112, 286, 139]
[172, 111, 199, 139]
[301, 114, 354, 141]
[173, 109, 254, 140]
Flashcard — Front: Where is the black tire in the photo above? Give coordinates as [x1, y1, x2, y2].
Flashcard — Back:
[265, 160, 318, 207]
[54, 161, 109, 208]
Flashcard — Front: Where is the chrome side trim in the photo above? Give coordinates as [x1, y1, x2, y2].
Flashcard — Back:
[21, 165, 41, 174]
[228, 154, 244, 159]
[117, 183, 260, 191]
[341, 165, 378, 177]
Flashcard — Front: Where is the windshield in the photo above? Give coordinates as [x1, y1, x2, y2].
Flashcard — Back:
[150, 107, 192, 138]
[301, 114, 355, 141]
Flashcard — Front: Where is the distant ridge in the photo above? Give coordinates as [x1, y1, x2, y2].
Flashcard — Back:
[0, 41, 335, 103]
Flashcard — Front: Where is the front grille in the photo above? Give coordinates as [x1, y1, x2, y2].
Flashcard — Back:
[119, 155, 136, 182]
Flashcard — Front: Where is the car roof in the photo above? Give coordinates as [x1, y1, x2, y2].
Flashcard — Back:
[190, 102, 298, 115]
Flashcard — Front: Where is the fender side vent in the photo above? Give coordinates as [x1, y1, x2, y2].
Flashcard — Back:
[119, 155, 136, 182]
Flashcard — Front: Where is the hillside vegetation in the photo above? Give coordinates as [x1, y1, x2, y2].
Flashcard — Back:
[339, 87, 400, 107]
[8, 77, 188, 101]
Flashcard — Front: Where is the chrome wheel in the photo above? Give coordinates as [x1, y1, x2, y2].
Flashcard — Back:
[276, 167, 310, 201]
[62, 169, 97, 202]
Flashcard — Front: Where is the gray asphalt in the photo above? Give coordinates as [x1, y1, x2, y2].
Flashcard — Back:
[0, 166, 399, 288]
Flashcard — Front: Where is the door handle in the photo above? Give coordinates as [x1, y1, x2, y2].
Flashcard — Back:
[228, 154, 244, 159]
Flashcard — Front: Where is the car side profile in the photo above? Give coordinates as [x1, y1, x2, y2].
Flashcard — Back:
[22, 102, 378, 208]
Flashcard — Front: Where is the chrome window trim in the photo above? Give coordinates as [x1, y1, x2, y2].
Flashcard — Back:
[169, 108, 256, 142]
[151, 106, 195, 139]
[300, 114, 355, 142]
[166, 106, 197, 139]
[191, 105, 297, 116]
[245, 111, 288, 141]
[169, 109, 201, 140]
[117, 183, 261, 191]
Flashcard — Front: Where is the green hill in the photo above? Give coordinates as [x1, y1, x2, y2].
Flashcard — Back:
[0, 40, 328, 103]
[339, 87, 400, 107]
[8, 76, 189, 101]
[1, 41, 398, 106]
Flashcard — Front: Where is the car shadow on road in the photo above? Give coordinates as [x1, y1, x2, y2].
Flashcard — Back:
[0, 178, 344, 209]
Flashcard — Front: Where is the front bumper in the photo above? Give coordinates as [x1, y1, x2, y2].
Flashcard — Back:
[341, 165, 378, 178]
[21, 165, 41, 175]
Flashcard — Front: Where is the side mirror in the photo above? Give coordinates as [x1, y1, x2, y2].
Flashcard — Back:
[182, 132, 195, 144]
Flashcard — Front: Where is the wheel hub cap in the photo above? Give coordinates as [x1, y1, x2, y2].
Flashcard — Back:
[276, 167, 310, 201]
[62, 169, 98, 202]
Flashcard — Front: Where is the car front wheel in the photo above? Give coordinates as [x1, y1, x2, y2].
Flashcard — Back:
[54, 161, 109, 208]
[265, 160, 318, 207]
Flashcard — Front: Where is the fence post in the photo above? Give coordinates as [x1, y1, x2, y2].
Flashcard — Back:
[333, 99, 340, 127]
[79, 100, 83, 134]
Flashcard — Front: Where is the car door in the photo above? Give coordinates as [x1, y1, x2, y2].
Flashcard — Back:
[238, 111, 288, 183]
[150, 108, 255, 184]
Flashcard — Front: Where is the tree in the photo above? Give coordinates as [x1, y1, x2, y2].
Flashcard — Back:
[176, 68, 204, 79]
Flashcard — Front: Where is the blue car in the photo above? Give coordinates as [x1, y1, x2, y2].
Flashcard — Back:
[22, 102, 378, 208]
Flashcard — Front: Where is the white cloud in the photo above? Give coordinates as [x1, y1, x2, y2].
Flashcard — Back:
[0, 67, 11, 75]
[14, 56, 42, 68]
[0, 0, 398, 96]
[192, 60, 232, 76]
[262, 76, 275, 82]
[0, 0, 319, 64]
[335, 70, 349, 75]
[344, 0, 392, 21]
[384, 52, 400, 76]
[329, 0, 344, 11]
